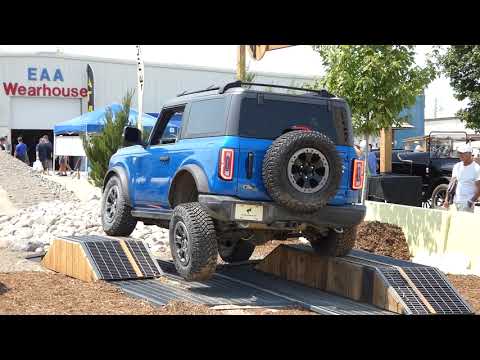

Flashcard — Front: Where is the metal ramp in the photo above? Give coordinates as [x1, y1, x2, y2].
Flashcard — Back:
[255, 245, 474, 315]
[39, 235, 473, 315]
[41, 235, 163, 282]
[115, 260, 392, 315]
[345, 250, 472, 315]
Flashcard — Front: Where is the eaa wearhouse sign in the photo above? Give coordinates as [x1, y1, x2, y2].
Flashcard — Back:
[3, 67, 88, 98]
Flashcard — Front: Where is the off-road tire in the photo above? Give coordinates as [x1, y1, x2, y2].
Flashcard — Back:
[101, 176, 137, 236]
[431, 183, 449, 209]
[169, 203, 218, 281]
[262, 130, 343, 213]
[218, 239, 256, 263]
[306, 226, 357, 257]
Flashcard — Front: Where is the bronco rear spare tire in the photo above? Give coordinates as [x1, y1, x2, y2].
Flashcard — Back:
[262, 130, 343, 213]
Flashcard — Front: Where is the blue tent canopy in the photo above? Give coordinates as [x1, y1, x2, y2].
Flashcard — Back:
[53, 103, 158, 135]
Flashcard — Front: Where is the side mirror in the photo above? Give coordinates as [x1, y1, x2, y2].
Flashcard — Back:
[123, 126, 142, 147]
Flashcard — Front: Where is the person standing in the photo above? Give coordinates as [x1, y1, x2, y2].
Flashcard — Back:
[37, 136, 53, 175]
[443, 143, 480, 213]
[36, 137, 45, 161]
[367, 144, 378, 176]
[14, 137, 29, 164]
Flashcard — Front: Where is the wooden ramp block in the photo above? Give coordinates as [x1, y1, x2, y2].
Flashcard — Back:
[255, 244, 408, 314]
[41, 236, 163, 282]
[42, 238, 98, 282]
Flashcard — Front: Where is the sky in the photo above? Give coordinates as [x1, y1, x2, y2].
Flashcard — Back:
[0, 45, 468, 119]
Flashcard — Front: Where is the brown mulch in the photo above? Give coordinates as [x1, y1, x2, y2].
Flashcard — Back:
[0, 272, 316, 315]
[355, 221, 411, 260]
[447, 275, 480, 314]
[0, 272, 215, 315]
[253, 222, 412, 261]
[252, 239, 303, 259]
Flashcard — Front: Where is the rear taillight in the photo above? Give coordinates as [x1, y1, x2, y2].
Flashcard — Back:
[352, 159, 365, 190]
[219, 148, 234, 181]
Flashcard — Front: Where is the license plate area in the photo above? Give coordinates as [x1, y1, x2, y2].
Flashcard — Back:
[234, 204, 264, 221]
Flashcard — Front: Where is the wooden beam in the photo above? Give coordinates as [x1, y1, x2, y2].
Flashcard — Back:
[119, 239, 144, 278]
[380, 127, 393, 173]
[266, 45, 293, 51]
[237, 45, 246, 81]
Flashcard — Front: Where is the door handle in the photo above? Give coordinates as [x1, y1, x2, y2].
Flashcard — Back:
[159, 156, 170, 162]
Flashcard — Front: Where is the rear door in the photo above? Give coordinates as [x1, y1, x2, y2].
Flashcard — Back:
[234, 94, 350, 202]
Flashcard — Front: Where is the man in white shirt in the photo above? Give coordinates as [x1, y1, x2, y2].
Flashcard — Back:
[443, 143, 480, 213]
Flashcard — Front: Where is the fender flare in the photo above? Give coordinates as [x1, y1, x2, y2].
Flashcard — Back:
[103, 166, 132, 206]
[168, 164, 210, 206]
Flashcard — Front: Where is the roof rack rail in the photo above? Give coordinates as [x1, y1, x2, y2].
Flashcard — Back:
[177, 84, 219, 97]
[177, 81, 335, 98]
[219, 80, 334, 97]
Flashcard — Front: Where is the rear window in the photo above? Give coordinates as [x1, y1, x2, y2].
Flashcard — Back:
[239, 98, 338, 141]
[183, 98, 227, 138]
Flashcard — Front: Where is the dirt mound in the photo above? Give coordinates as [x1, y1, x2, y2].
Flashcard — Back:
[355, 221, 411, 260]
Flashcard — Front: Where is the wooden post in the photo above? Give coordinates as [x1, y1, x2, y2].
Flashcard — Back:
[380, 127, 392, 173]
[237, 45, 246, 81]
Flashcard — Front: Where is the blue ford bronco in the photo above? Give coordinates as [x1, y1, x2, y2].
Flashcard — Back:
[101, 81, 366, 281]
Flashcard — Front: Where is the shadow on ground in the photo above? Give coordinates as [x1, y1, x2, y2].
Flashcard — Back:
[0, 282, 9, 295]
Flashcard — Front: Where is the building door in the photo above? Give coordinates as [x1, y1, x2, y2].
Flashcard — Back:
[11, 129, 53, 166]
[10, 97, 82, 166]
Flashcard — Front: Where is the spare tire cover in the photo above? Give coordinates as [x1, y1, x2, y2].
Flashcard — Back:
[262, 130, 343, 212]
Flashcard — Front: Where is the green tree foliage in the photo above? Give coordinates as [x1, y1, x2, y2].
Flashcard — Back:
[309, 45, 436, 136]
[82, 91, 134, 187]
[435, 45, 480, 132]
[244, 63, 256, 89]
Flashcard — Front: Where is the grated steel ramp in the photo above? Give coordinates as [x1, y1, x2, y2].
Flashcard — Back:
[124, 240, 162, 278]
[115, 260, 394, 315]
[215, 262, 394, 315]
[63, 235, 163, 281]
[403, 267, 472, 314]
[345, 250, 474, 315]
[378, 268, 430, 315]
[83, 239, 138, 280]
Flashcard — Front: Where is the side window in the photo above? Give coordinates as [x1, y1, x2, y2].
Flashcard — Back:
[161, 112, 183, 143]
[150, 109, 184, 146]
[183, 97, 227, 138]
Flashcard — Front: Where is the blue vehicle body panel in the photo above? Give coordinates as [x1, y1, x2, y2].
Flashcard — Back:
[110, 136, 360, 210]
[111, 137, 240, 209]
[236, 138, 358, 205]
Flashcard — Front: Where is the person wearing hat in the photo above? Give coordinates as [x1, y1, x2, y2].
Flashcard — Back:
[443, 143, 480, 213]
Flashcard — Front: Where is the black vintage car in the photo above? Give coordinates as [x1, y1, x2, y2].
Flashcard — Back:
[374, 132, 479, 208]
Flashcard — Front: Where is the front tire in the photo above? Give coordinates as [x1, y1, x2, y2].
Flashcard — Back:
[306, 226, 357, 257]
[169, 203, 218, 281]
[101, 176, 137, 236]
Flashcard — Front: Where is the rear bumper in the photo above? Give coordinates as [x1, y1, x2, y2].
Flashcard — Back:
[198, 194, 366, 229]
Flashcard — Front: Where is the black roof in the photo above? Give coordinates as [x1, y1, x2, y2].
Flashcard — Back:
[162, 81, 338, 107]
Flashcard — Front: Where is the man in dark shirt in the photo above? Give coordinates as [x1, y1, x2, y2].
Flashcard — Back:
[38, 135, 53, 175]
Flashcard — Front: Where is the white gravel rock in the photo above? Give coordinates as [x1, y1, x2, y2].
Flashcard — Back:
[0, 238, 9, 249]
[4, 196, 171, 253]
[16, 228, 34, 239]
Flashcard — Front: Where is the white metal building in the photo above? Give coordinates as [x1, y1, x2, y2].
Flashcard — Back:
[424, 116, 477, 135]
[0, 51, 315, 164]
